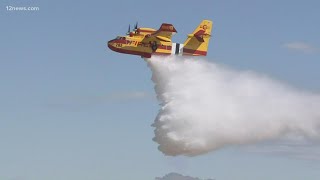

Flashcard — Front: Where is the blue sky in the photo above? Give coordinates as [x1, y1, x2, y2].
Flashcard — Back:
[1, 0, 320, 179]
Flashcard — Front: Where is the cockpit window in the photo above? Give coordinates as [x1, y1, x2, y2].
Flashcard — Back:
[116, 36, 126, 40]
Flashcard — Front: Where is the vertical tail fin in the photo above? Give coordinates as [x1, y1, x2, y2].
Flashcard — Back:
[183, 20, 213, 56]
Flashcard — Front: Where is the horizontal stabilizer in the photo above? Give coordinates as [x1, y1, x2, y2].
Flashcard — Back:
[194, 30, 206, 36]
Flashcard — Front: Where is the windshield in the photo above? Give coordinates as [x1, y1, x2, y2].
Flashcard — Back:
[115, 36, 126, 40]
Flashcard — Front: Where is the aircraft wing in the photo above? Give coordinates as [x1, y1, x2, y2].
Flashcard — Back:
[149, 23, 177, 42]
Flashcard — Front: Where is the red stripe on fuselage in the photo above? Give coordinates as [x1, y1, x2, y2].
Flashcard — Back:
[112, 39, 172, 50]
[183, 48, 207, 56]
[153, 52, 171, 55]
[108, 43, 151, 58]
[157, 45, 172, 50]
[112, 39, 127, 44]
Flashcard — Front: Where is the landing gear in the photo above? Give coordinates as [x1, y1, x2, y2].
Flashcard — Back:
[151, 41, 158, 52]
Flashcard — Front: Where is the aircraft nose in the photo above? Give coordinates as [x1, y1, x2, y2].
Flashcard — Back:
[107, 40, 114, 49]
[107, 39, 117, 52]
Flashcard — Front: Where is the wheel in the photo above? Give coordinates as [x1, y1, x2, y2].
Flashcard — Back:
[151, 41, 158, 52]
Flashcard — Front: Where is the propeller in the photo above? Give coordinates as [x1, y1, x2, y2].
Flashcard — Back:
[126, 22, 138, 35]
[126, 24, 131, 35]
[134, 22, 138, 30]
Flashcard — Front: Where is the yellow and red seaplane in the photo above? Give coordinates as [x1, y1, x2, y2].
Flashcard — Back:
[107, 20, 213, 58]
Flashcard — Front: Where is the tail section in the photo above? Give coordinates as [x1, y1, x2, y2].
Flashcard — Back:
[183, 20, 213, 56]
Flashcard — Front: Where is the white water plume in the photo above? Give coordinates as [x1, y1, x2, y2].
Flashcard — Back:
[147, 56, 320, 156]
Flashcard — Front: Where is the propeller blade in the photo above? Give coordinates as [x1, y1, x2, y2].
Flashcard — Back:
[134, 22, 138, 30]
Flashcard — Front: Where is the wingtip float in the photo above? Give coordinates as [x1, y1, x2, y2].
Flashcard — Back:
[107, 20, 213, 58]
